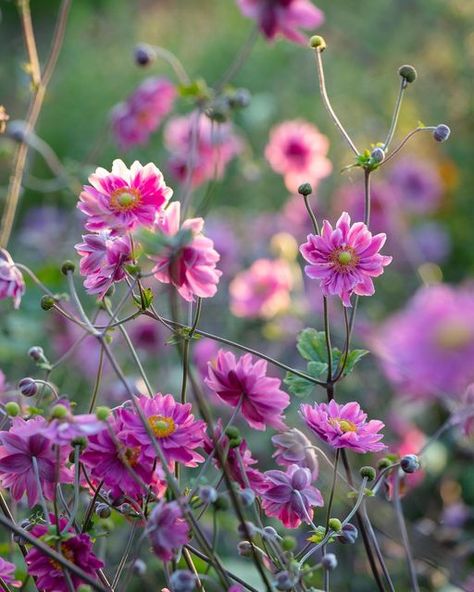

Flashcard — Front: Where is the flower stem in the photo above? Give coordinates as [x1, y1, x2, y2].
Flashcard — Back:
[383, 78, 407, 150]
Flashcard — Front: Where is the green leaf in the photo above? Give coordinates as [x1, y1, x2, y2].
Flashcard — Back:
[135, 228, 171, 256]
[332, 348, 369, 377]
[307, 360, 328, 378]
[133, 287, 154, 310]
[296, 328, 328, 362]
[284, 372, 314, 398]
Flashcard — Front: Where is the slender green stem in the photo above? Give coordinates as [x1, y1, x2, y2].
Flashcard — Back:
[323, 297, 333, 388]
[215, 25, 258, 90]
[32, 456, 50, 523]
[303, 194, 320, 235]
[382, 127, 434, 166]
[332, 306, 351, 383]
[88, 347, 105, 412]
[383, 78, 406, 150]
[364, 168, 371, 226]
[63, 445, 81, 532]
[324, 449, 340, 532]
[361, 503, 396, 592]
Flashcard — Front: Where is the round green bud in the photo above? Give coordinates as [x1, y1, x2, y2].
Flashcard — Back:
[95, 406, 111, 421]
[51, 404, 68, 419]
[298, 182, 313, 197]
[228, 436, 242, 448]
[309, 35, 326, 51]
[328, 518, 343, 533]
[360, 466, 376, 481]
[281, 536, 296, 551]
[96, 503, 111, 519]
[5, 401, 20, 417]
[40, 295, 56, 311]
[225, 426, 240, 439]
[377, 457, 392, 470]
[77, 586, 92, 592]
[61, 260, 75, 275]
[213, 494, 230, 512]
[71, 436, 88, 450]
[398, 65, 417, 83]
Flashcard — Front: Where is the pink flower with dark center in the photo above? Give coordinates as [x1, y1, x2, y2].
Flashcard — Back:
[0, 417, 72, 506]
[164, 112, 242, 187]
[300, 211, 392, 307]
[81, 410, 166, 500]
[265, 120, 331, 192]
[205, 350, 290, 431]
[236, 0, 324, 44]
[0, 249, 25, 309]
[300, 400, 386, 453]
[78, 159, 173, 233]
[75, 232, 133, 298]
[111, 77, 176, 150]
[261, 464, 323, 528]
[149, 201, 222, 302]
[203, 420, 266, 493]
[0, 557, 20, 588]
[272, 428, 319, 479]
[121, 394, 206, 467]
[25, 515, 103, 592]
[229, 258, 293, 319]
[147, 500, 190, 561]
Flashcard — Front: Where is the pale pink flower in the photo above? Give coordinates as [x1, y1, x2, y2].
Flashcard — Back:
[236, 0, 324, 44]
[78, 159, 172, 233]
[205, 350, 290, 431]
[75, 232, 133, 298]
[149, 201, 222, 302]
[272, 428, 319, 479]
[0, 557, 20, 588]
[229, 258, 293, 319]
[164, 112, 242, 187]
[300, 211, 392, 307]
[265, 120, 331, 192]
[147, 500, 190, 562]
[111, 77, 176, 150]
[0, 249, 25, 309]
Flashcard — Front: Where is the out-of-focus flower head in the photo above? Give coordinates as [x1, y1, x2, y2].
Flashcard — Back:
[272, 428, 319, 479]
[411, 221, 451, 264]
[148, 500, 189, 562]
[265, 119, 331, 193]
[388, 157, 443, 215]
[0, 249, 25, 309]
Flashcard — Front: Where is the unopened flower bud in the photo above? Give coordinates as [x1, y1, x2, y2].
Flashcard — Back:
[237, 521, 257, 538]
[370, 147, 385, 163]
[169, 569, 197, 592]
[309, 35, 326, 51]
[51, 403, 68, 419]
[77, 585, 92, 592]
[7, 120, 28, 143]
[40, 295, 56, 311]
[132, 558, 147, 576]
[238, 540, 252, 557]
[398, 65, 417, 84]
[433, 124, 450, 143]
[5, 402, 20, 417]
[28, 346, 44, 362]
[95, 406, 111, 421]
[18, 377, 37, 397]
[377, 457, 392, 470]
[321, 553, 338, 571]
[239, 488, 255, 507]
[134, 44, 156, 67]
[262, 526, 278, 541]
[198, 485, 217, 504]
[71, 436, 88, 450]
[275, 570, 298, 591]
[328, 518, 342, 533]
[206, 98, 231, 123]
[337, 523, 358, 544]
[228, 436, 242, 448]
[213, 494, 230, 512]
[281, 536, 296, 551]
[225, 426, 240, 439]
[228, 88, 251, 109]
[61, 260, 75, 275]
[298, 182, 313, 197]
[360, 466, 376, 481]
[400, 454, 420, 474]
[96, 503, 111, 519]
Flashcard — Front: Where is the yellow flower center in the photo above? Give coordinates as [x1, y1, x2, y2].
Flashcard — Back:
[110, 187, 142, 212]
[124, 446, 141, 467]
[148, 415, 176, 438]
[435, 321, 472, 350]
[330, 247, 359, 271]
[49, 543, 75, 571]
[329, 418, 357, 433]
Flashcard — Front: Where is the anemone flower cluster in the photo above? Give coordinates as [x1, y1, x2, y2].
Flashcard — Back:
[110, 77, 176, 150]
[300, 211, 392, 307]
[0, 248, 25, 309]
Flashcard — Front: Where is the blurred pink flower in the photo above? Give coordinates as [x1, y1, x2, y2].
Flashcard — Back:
[78, 159, 172, 233]
[205, 350, 290, 431]
[236, 0, 324, 44]
[0, 249, 25, 309]
[229, 258, 293, 318]
[0, 416, 72, 506]
[111, 77, 176, 150]
[300, 400, 386, 453]
[374, 285, 474, 400]
[385, 421, 426, 499]
[26, 515, 103, 592]
[148, 500, 189, 562]
[0, 557, 20, 588]
[389, 157, 443, 215]
[261, 464, 323, 528]
[150, 201, 222, 302]
[164, 112, 242, 187]
[460, 384, 474, 437]
[75, 232, 133, 298]
[300, 211, 392, 307]
[44, 410, 105, 446]
[265, 120, 331, 192]
[121, 393, 206, 467]
[272, 428, 319, 479]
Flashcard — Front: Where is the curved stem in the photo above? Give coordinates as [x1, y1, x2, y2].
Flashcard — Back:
[383, 78, 406, 150]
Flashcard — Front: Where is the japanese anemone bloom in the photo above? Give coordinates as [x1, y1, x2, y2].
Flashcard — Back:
[272, 428, 319, 479]
[205, 350, 290, 431]
[236, 0, 324, 45]
[147, 500, 190, 562]
[78, 159, 172, 233]
[300, 211, 392, 307]
[0, 557, 20, 588]
[25, 515, 103, 592]
[265, 120, 332, 192]
[121, 394, 206, 467]
[300, 401, 386, 453]
[0, 249, 25, 309]
[261, 464, 323, 528]
[149, 201, 222, 302]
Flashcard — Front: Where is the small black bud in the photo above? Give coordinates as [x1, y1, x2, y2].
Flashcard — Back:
[28, 346, 44, 362]
[400, 454, 420, 474]
[433, 124, 450, 143]
[398, 65, 417, 84]
[298, 182, 313, 197]
[61, 260, 75, 275]
[134, 44, 155, 67]
[40, 295, 56, 311]
[370, 147, 385, 164]
[18, 377, 37, 397]
[337, 523, 358, 545]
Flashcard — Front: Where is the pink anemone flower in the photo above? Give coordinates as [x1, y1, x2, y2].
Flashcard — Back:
[147, 500, 190, 561]
[0, 249, 25, 309]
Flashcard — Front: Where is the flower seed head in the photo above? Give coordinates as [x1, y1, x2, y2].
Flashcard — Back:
[309, 35, 326, 51]
[398, 65, 417, 83]
[400, 454, 420, 474]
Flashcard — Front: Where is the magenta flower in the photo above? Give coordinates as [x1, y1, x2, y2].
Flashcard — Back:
[111, 77, 176, 150]
[229, 258, 293, 319]
[374, 285, 474, 399]
[261, 464, 323, 528]
[236, 0, 324, 44]
[26, 515, 103, 592]
[0, 417, 72, 506]
[149, 201, 222, 302]
[0, 557, 20, 588]
[300, 400, 386, 453]
[164, 112, 242, 187]
[300, 211, 392, 307]
[78, 159, 173, 233]
[121, 394, 206, 467]
[272, 428, 319, 479]
[147, 500, 190, 561]
[43, 411, 105, 446]
[0, 249, 25, 309]
[75, 232, 133, 298]
[81, 410, 165, 500]
[205, 350, 290, 431]
[265, 120, 331, 192]
[389, 157, 443, 215]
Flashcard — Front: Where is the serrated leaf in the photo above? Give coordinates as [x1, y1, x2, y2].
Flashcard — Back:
[296, 328, 328, 363]
[332, 348, 369, 377]
[307, 360, 328, 378]
[284, 372, 314, 398]
[133, 287, 154, 310]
